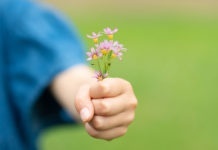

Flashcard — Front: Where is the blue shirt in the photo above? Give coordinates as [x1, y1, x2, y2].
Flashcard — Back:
[0, 0, 85, 149]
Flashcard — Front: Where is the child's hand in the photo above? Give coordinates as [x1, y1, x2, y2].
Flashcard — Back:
[75, 78, 138, 140]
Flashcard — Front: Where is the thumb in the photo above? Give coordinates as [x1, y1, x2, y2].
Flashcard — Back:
[74, 84, 94, 123]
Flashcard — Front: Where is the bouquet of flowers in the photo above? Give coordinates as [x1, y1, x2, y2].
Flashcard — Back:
[86, 27, 126, 81]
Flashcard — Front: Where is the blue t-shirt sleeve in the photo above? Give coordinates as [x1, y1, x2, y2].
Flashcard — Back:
[4, 1, 85, 131]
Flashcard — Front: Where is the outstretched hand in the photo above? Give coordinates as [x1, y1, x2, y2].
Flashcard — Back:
[75, 78, 138, 140]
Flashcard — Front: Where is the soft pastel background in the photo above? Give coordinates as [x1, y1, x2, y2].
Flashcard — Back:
[40, 0, 218, 150]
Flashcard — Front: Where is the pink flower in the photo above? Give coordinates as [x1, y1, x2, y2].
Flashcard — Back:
[112, 49, 123, 60]
[104, 27, 118, 35]
[103, 27, 118, 40]
[86, 47, 102, 61]
[97, 40, 113, 55]
[111, 41, 126, 60]
[113, 41, 125, 51]
[87, 32, 102, 43]
[94, 71, 108, 81]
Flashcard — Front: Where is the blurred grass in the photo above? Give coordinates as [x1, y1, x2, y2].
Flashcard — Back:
[40, 9, 218, 150]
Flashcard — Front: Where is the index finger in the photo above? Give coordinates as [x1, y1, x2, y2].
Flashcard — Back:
[90, 78, 131, 99]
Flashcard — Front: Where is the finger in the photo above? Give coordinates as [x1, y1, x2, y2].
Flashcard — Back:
[92, 95, 137, 116]
[85, 123, 128, 140]
[90, 78, 131, 99]
[74, 84, 94, 123]
[89, 111, 135, 131]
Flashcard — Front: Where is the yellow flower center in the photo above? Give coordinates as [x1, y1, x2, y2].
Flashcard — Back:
[108, 34, 113, 40]
[101, 49, 108, 55]
[93, 54, 98, 59]
[93, 38, 98, 44]
[112, 53, 117, 58]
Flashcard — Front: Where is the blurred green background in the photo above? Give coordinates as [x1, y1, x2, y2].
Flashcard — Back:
[40, 0, 218, 150]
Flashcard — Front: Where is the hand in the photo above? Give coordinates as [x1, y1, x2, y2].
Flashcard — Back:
[75, 78, 138, 140]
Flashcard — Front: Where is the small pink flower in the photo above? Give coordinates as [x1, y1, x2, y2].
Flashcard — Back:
[87, 32, 102, 43]
[111, 41, 126, 60]
[112, 49, 123, 60]
[87, 32, 101, 39]
[113, 41, 125, 51]
[94, 71, 108, 81]
[104, 27, 118, 35]
[86, 47, 102, 61]
[97, 40, 113, 55]
[103, 27, 118, 40]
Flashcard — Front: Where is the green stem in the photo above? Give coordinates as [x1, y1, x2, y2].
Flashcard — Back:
[96, 58, 102, 74]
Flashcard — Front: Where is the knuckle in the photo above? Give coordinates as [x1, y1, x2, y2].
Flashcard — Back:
[99, 82, 110, 96]
[126, 81, 132, 89]
[98, 101, 110, 115]
[88, 132, 99, 139]
[122, 81, 138, 109]
[87, 127, 99, 139]
[129, 97, 138, 109]
[92, 117, 103, 129]
[126, 113, 135, 125]
[123, 80, 132, 91]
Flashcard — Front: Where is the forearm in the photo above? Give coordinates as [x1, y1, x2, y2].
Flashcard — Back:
[50, 65, 95, 122]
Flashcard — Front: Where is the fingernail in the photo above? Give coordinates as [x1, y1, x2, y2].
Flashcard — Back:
[80, 107, 90, 122]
